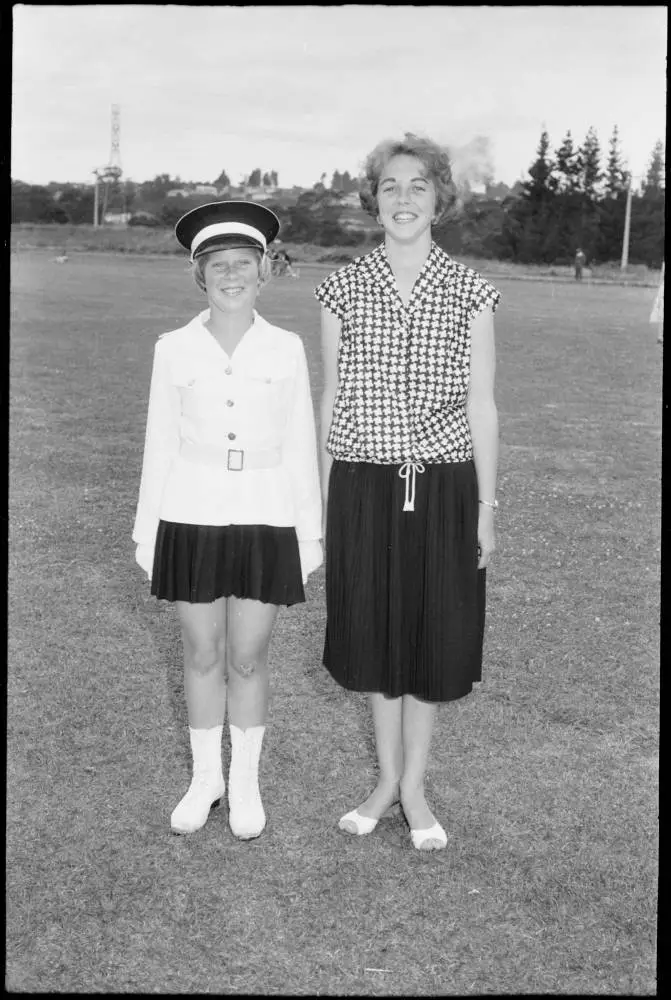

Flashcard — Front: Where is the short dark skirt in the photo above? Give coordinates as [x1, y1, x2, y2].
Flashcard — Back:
[151, 521, 305, 606]
[324, 460, 486, 703]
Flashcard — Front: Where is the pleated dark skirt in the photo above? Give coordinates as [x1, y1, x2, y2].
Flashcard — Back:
[151, 521, 305, 606]
[324, 460, 486, 702]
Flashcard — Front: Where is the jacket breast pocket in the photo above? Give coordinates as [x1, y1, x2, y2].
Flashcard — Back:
[170, 370, 215, 421]
[241, 363, 294, 421]
[169, 375, 195, 418]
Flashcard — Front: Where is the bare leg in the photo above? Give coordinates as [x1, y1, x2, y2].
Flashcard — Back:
[400, 694, 439, 830]
[177, 598, 227, 728]
[226, 596, 278, 728]
[354, 693, 403, 819]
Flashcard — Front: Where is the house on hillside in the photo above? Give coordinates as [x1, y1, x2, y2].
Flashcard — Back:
[239, 184, 278, 202]
[103, 211, 132, 225]
[167, 184, 223, 198]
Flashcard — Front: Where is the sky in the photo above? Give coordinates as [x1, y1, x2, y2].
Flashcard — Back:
[11, 5, 668, 190]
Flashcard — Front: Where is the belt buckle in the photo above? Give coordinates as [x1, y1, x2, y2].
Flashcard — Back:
[227, 448, 244, 471]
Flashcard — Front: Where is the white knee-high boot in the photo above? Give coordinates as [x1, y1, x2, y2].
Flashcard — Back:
[228, 725, 266, 840]
[170, 725, 226, 835]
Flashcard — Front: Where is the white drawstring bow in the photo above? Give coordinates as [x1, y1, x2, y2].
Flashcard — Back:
[398, 461, 425, 512]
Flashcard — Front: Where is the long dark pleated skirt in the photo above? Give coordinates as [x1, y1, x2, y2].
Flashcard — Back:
[324, 460, 486, 702]
[151, 521, 305, 606]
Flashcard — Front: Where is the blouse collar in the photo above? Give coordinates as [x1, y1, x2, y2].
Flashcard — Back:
[196, 307, 262, 331]
[355, 241, 455, 311]
[190, 308, 265, 360]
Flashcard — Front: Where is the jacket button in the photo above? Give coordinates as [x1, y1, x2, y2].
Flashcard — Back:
[225, 366, 233, 375]
[228, 432, 236, 440]
[226, 399, 234, 407]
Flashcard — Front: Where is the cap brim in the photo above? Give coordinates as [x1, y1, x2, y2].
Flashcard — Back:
[193, 234, 265, 258]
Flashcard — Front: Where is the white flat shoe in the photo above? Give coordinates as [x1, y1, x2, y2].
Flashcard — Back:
[410, 820, 447, 851]
[338, 809, 379, 836]
[170, 773, 226, 835]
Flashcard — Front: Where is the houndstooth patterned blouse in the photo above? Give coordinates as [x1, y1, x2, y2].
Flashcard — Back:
[315, 241, 501, 465]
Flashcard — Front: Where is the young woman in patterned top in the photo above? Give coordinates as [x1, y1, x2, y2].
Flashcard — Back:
[315, 133, 500, 850]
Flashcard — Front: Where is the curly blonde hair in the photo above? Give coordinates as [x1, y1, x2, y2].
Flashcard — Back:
[359, 132, 457, 225]
[190, 247, 272, 293]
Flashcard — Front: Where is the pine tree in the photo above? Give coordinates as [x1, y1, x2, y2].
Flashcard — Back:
[642, 140, 665, 196]
[511, 128, 559, 262]
[214, 168, 230, 189]
[605, 126, 628, 198]
[498, 128, 557, 263]
[553, 130, 582, 259]
[331, 169, 343, 191]
[568, 126, 603, 261]
[629, 139, 666, 267]
[554, 131, 583, 193]
[580, 126, 603, 200]
[524, 128, 555, 198]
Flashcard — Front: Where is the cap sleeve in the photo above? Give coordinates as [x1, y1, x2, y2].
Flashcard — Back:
[470, 274, 501, 319]
[314, 269, 349, 322]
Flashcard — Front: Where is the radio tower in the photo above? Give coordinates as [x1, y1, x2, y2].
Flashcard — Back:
[93, 104, 123, 227]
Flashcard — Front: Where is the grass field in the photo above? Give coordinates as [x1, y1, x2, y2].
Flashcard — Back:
[8, 251, 661, 994]
[10, 223, 662, 286]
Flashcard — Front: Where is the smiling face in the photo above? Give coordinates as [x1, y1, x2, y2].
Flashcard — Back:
[376, 154, 437, 245]
[201, 247, 262, 315]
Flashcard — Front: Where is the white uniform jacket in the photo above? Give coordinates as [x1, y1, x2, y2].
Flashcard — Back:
[133, 309, 323, 582]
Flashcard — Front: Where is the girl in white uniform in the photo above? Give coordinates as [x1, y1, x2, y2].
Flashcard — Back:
[133, 201, 322, 838]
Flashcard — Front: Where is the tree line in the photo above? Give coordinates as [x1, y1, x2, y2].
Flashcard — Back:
[11, 126, 664, 266]
[434, 126, 664, 267]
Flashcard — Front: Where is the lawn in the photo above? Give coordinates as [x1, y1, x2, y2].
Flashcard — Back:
[7, 251, 660, 994]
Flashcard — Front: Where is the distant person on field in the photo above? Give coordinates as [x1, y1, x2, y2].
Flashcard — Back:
[574, 248, 586, 281]
[650, 261, 664, 343]
[133, 201, 322, 840]
[316, 133, 500, 851]
[269, 240, 298, 278]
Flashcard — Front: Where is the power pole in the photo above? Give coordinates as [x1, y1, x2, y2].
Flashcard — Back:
[620, 178, 633, 271]
[620, 170, 644, 272]
[93, 171, 100, 226]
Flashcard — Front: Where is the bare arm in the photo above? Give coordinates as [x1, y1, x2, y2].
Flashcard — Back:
[319, 305, 341, 522]
[281, 340, 322, 543]
[466, 306, 498, 567]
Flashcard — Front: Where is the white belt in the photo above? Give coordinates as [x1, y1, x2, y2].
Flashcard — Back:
[180, 442, 282, 471]
[398, 461, 425, 511]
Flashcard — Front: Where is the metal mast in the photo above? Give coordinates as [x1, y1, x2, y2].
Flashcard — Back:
[93, 104, 123, 226]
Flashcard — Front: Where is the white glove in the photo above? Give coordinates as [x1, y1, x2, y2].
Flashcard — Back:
[298, 539, 323, 585]
[135, 543, 155, 581]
